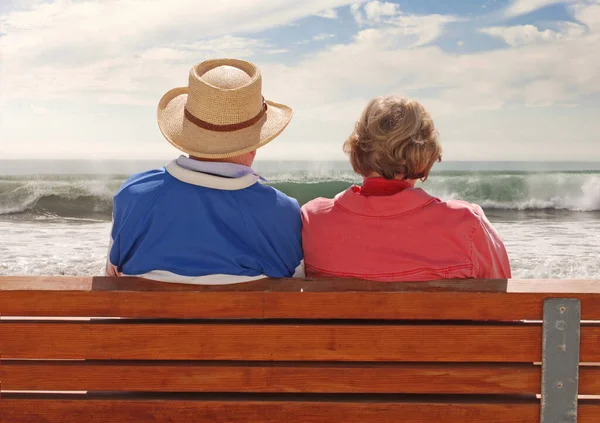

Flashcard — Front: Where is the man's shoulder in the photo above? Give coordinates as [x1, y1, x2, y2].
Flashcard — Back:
[113, 168, 172, 217]
[237, 184, 302, 230]
[249, 183, 300, 210]
[116, 168, 169, 198]
[110, 168, 172, 238]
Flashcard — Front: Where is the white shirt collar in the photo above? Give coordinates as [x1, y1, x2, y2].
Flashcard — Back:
[176, 155, 266, 181]
[166, 159, 260, 190]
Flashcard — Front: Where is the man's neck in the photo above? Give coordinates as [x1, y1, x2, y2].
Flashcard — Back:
[189, 154, 254, 168]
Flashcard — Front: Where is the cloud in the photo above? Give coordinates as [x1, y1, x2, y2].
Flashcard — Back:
[266, 49, 289, 54]
[0, 35, 272, 104]
[315, 8, 338, 19]
[522, 78, 570, 106]
[313, 33, 336, 41]
[164, 36, 270, 58]
[254, 3, 600, 160]
[1, 0, 46, 11]
[0, 0, 360, 63]
[481, 22, 586, 46]
[572, 2, 600, 30]
[347, 2, 456, 46]
[364, 1, 400, 22]
[351, 1, 400, 26]
[351, 13, 458, 48]
[294, 33, 336, 45]
[350, 3, 364, 26]
[505, 0, 568, 17]
[29, 104, 48, 115]
[0, 0, 360, 103]
[393, 14, 459, 47]
[260, 2, 600, 117]
[2, 0, 600, 161]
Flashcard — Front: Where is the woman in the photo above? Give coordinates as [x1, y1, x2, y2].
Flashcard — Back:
[302, 96, 511, 281]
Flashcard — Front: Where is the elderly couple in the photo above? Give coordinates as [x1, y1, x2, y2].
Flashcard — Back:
[106, 58, 511, 283]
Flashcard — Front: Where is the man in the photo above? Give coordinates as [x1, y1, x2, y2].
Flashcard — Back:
[106, 58, 303, 284]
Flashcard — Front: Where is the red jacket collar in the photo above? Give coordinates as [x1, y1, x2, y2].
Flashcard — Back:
[337, 182, 439, 218]
[354, 177, 413, 197]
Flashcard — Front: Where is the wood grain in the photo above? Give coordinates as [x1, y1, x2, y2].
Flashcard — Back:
[2, 362, 578, 395]
[0, 322, 569, 362]
[2, 291, 600, 320]
[1, 276, 600, 293]
[2, 397, 600, 423]
[0, 277, 507, 292]
[0, 398, 541, 423]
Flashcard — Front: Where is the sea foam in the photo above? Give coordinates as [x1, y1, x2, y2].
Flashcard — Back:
[1, 171, 599, 219]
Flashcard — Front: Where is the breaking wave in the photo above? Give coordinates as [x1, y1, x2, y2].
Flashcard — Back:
[0, 175, 121, 219]
[425, 172, 600, 212]
[1, 171, 599, 220]
[271, 171, 600, 212]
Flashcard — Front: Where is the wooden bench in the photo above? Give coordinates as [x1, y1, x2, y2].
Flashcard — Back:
[1, 277, 599, 422]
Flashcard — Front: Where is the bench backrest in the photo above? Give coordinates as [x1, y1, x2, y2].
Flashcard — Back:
[1, 277, 599, 423]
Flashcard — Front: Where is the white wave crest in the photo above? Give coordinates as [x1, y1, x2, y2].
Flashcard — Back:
[428, 173, 600, 212]
[0, 177, 117, 216]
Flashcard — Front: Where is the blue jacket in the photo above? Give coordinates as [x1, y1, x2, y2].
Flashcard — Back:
[107, 158, 303, 284]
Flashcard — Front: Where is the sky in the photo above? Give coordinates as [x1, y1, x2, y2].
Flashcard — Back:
[0, 0, 599, 161]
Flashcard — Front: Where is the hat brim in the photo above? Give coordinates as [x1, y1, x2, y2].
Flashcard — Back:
[157, 87, 293, 159]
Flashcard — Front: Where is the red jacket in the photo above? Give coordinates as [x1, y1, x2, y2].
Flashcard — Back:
[301, 179, 511, 281]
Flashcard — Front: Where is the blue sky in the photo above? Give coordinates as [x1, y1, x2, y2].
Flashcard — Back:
[0, 0, 599, 160]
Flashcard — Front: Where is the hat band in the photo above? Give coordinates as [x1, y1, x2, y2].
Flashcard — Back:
[184, 102, 268, 132]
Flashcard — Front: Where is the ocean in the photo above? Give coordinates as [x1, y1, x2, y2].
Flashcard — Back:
[1, 160, 599, 279]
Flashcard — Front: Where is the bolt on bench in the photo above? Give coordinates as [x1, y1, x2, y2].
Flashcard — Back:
[1, 277, 599, 423]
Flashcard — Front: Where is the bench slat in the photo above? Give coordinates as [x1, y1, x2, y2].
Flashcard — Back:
[3, 291, 600, 320]
[1, 362, 573, 395]
[3, 397, 600, 423]
[2, 277, 600, 294]
[3, 322, 599, 362]
[0, 322, 545, 362]
[0, 398, 541, 423]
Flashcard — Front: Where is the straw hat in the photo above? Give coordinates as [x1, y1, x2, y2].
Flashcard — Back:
[157, 58, 293, 159]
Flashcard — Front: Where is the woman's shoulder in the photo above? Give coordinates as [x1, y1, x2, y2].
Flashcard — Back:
[432, 198, 487, 224]
[440, 198, 483, 213]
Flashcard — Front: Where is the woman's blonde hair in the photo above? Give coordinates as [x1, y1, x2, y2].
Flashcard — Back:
[343, 96, 442, 180]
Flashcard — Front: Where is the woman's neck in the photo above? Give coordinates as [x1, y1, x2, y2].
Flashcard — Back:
[365, 173, 418, 187]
